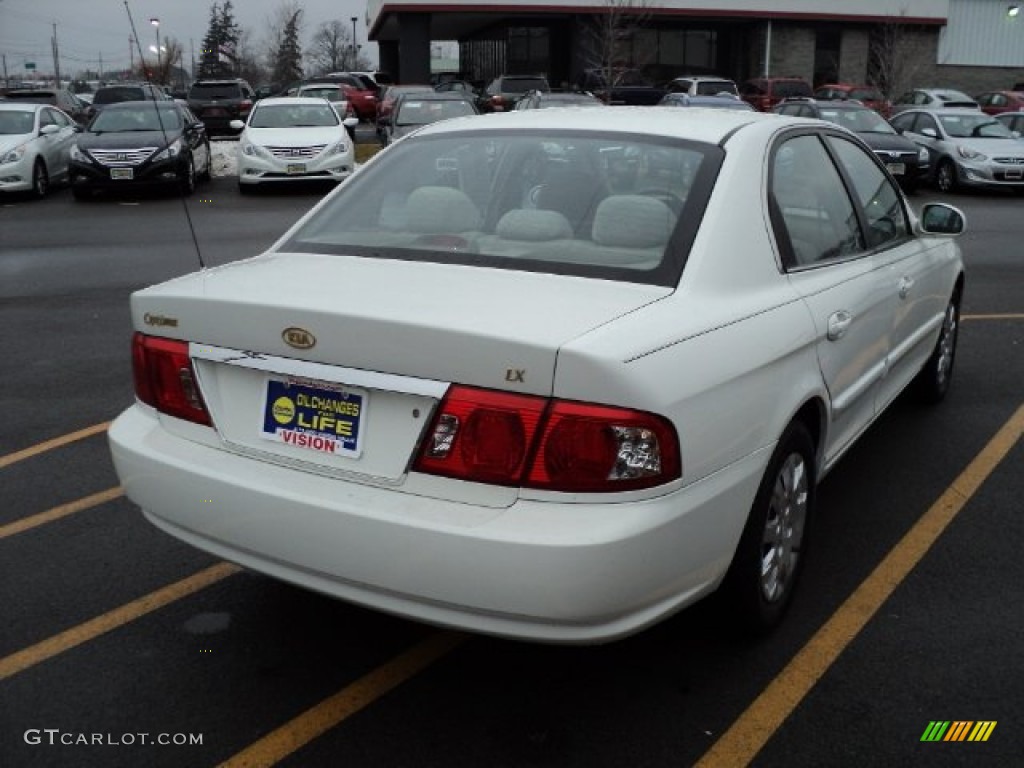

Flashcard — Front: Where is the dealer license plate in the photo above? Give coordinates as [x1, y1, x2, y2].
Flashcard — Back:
[286, 163, 306, 175]
[885, 163, 906, 176]
[261, 377, 366, 459]
[205, 108, 227, 117]
[110, 167, 133, 180]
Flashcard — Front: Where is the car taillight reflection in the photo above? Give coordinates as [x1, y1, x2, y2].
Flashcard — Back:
[414, 385, 680, 491]
[132, 333, 211, 426]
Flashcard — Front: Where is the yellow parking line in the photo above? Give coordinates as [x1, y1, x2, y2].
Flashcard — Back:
[0, 487, 123, 540]
[961, 313, 1024, 321]
[695, 402, 1024, 768]
[0, 422, 111, 469]
[0, 562, 241, 682]
[218, 631, 465, 768]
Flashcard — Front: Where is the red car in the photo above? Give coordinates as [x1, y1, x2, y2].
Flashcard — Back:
[813, 83, 891, 117]
[974, 90, 1024, 115]
[740, 77, 812, 111]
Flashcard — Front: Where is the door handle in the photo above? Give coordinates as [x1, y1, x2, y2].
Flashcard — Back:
[827, 310, 852, 341]
[898, 276, 914, 299]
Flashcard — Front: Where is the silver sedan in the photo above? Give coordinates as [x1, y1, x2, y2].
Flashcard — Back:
[890, 107, 1024, 193]
[0, 102, 78, 197]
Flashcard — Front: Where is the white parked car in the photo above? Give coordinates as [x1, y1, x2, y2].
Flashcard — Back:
[230, 96, 359, 192]
[0, 102, 78, 197]
[110, 108, 966, 643]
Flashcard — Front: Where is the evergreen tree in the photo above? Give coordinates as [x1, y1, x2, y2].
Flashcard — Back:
[197, 1, 243, 78]
[271, 8, 304, 84]
[198, 2, 223, 78]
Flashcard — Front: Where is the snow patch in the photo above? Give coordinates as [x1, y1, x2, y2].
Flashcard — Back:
[210, 139, 238, 178]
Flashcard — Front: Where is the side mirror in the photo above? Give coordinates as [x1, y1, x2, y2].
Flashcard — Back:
[229, 119, 246, 131]
[40, 124, 60, 136]
[921, 127, 938, 138]
[918, 203, 966, 236]
[343, 117, 359, 128]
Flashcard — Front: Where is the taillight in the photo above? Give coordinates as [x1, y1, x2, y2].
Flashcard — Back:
[239, 99, 253, 114]
[131, 333, 211, 426]
[413, 386, 680, 492]
[413, 386, 547, 485]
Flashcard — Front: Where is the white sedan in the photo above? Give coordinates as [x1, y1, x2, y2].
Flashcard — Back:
[0, 102, 78, 197]
[110, 107, 966, 643]
[230, 96, 359, 192]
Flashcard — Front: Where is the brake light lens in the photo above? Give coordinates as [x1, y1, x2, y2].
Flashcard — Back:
[132, 333, 211, 426]
[413, 386, 680, 492]
[239, 99, 253, 114]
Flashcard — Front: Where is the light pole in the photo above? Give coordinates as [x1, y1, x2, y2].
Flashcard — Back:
[351, 17, 358, 68]
[149, 18, 161, 81]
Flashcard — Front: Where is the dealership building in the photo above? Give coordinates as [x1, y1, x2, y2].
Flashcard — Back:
[366, 0, 1024, 94]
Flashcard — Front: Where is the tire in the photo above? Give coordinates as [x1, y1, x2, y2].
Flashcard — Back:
[180, 155, 196, 196]
[722, 421, 816, 634]
[935, 159, 957, 194]
[915, 291, 960, 404]
[31, 160, 49, 198]
[199, 141, 212, 181]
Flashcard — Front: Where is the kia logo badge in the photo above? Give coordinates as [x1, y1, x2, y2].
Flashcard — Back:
[282, 327, 316, 349]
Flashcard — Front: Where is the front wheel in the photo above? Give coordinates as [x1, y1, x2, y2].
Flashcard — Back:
[722, 421, 816, 634]
[179, 155, 196, 196]
[915, 292, 960, 404]
[935, 159, 958, 194]
[31, 160, 49, 198]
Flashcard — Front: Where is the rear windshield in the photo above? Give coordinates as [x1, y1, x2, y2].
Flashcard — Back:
[695, 80, 738, 96]
[773, 81, 812, 99]
[189, 83, 242, 99]
[94, 87, 146, 105]
[501, 78, 549, 94]
[5, 92, 55, 104]
[282, 130, 723, 287]
[849, 88, 883, 101]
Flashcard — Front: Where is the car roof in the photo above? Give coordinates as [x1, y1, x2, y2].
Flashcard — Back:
[98, 100, 181, 110]
[410, 104, 780, 144]
[255, 96, 337, 107]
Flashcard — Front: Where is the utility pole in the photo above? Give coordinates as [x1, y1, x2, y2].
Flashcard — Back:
[51, 22, 61, 86]
[130, 35, 135, 75]
[2, 54, 8, 91]
[351, 17, 358, 69]
[190, 39, 196, 83]
[98, 52, 104, 81]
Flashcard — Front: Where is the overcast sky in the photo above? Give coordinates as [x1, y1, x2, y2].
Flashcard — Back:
[0, 0, 375, 77]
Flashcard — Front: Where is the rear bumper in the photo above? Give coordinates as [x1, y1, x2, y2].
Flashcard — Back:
[109, 404, 765, 643]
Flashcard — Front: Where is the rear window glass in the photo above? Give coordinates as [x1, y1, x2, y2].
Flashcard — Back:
[695, 80, 738, 96]
[849, 88, 883, 101]
[94, 87, 146, 104]
[5, 91, 56, 104]
[501, 78, 549, 93]
[189, 83, 242, 99]
[282, 130, 723, 287]
[773, 81, 812, 99]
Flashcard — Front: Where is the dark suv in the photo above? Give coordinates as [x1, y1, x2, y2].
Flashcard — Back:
[186, 79, 255, 136]
[740, 76, 813, 111]
[83, 83, 171, 121]
[480, 75, 551, 112]
[3, 88, 90, 124]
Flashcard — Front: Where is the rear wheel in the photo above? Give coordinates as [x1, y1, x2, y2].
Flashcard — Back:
[722, 421, 815, 634]
[31, 160, 49, 198]
[915, 291, 960, 403]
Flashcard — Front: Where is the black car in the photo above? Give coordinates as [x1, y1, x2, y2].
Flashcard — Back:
[380, 92, 479, 145]
[774, 98, 929, 192]
[186, 78, 255, 136]
[69, 101, 211, 198]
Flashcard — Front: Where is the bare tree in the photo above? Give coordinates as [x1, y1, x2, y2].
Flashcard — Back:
[869, 14, 925, 100]
[578, 0, 655, 97]
[308, 20, 353, 75]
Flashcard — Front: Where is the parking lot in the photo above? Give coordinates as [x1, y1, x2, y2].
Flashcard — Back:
[1, 149, 1022, 767]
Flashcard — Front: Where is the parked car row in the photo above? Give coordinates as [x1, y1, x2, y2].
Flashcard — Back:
[0, 99, 212, 200]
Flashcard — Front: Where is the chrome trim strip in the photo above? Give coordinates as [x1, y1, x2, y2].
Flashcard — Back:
[189, 343, 449, 398]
